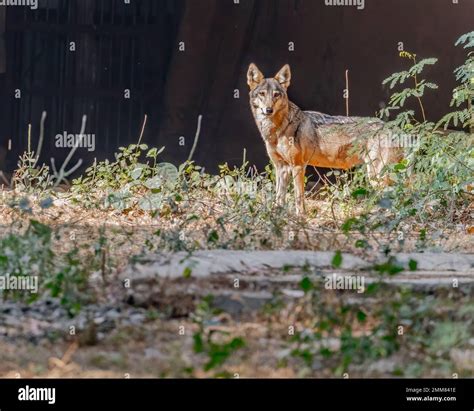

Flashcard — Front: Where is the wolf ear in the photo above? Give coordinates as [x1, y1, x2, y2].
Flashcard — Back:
[274, 64, 291, 89]
[247, 63, 264, 90]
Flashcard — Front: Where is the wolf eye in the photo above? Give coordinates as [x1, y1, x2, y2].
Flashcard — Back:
[273, 92, 281, 98]
[258, 91, 266, 96]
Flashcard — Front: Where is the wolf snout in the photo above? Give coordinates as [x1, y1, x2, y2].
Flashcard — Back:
[264, 107, 274, 115]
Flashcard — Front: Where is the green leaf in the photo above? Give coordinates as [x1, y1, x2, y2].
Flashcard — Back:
[156, 163, 179, 182]
[357, 310, 367, 323]
[144, 176, 162, 190]
[394, 162, 407, 171]
[455, 31, 474, 48]
[366, 283, 380, 295]
[193, 332, 204, 353]
[147, 146, 165, 158]
[131, 164, 146, 180]
[355, 239, 368, 249]
[409, 58, 438, 76]
[29, 220, 52, 240]
[351, 187, 369, 199]
[378, 198, 393, 209]
[183, 267, 193, 278]
[138, 194, 163, 211]
[107, 190, 131, 211]
[375, 258, 404, 276]
[146, 148, 158, 158]
[408, 259, 418, 271]
[332, 251, 343, 268]
[342, 218, 358, 234]
[207, 230, 219, 244]
[300, 276, 313, 292]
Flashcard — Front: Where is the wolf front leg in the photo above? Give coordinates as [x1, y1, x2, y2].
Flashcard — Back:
[275, 164, 291, 207]
[292, 165, 306, 215]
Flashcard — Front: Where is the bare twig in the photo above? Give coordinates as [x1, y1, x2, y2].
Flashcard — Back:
[135, 114, 148, 153]
[27, 123, 31, 153]
[187, 115, 202, 162]
[345, 69, 350, 117]
[32, 111, 47, 168]
[0, 171, 10, 186]
[51, 115, 87, 187]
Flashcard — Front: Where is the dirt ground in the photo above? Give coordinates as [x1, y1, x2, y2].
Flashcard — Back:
[0, 194, 473, 378]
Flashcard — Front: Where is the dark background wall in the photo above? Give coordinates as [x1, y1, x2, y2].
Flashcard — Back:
[0, 0, 473, 174]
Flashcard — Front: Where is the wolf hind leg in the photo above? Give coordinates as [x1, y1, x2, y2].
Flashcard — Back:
[364, 138, 387, 186]
[365, 145, 400, 187]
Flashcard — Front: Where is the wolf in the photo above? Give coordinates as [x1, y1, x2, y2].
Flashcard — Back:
[247, 63, 402, 215]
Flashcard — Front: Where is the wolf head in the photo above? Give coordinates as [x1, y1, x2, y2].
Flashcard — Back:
[247, 63, 291, 118]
